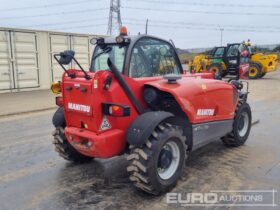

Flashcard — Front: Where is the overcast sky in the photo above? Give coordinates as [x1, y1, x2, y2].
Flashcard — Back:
[0, 0, 279, 48]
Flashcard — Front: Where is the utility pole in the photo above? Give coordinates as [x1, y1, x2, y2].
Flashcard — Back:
[107, 0, 122, 35]
[145, 19, 149, 34]
[219, 27, 224, 46]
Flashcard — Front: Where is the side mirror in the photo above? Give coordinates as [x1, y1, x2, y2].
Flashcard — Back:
[58, 50, 75, 65]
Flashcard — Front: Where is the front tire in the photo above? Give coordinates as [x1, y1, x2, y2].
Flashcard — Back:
[207, 63, 224, 77]
[222, 102, 252, 147]
[127, 123, 186, 195]
[52, 126, 93, 163]
[249, 62, 262, 79]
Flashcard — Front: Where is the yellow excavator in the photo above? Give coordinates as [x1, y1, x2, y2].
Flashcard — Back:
[189, 43, 278, 79]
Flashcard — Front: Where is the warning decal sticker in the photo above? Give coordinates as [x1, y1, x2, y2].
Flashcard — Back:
[99, 116, 112, 131]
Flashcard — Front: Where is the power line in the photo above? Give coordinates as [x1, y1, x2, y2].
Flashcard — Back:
[0, 8, 108, 20]
[23, 18, 107, 28]
[122, 21, 280, 33]
[51, 23, 107, 31]
[124, 18, 280, 30]
[124, 0, 280, 9]
[21, 17, 280, 31]
[46, 20, 280, 33]
[0, 0, 98, 12]
[124, 6, 280, 16]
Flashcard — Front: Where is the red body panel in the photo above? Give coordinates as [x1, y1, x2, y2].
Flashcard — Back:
[239, 63, 250, 79]
[65, 127, 125, 158]
[61, 70, 236, 158]
[145, 76, 236, 123]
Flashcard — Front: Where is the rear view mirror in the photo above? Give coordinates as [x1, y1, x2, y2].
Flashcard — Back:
[58, 50, 75, 65]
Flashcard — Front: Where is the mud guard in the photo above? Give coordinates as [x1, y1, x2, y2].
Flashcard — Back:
[126, 111, 174, 146]
[52, 107, 65, 127]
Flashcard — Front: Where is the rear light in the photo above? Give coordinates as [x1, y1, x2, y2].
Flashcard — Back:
[51, 82, 61, 94]
[56, 96, 63, 107]
[102, 103, 130, 117]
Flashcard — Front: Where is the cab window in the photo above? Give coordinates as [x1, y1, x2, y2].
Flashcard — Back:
[213, 47, 224, 58]
[91, 45, 126, 72]
[129, 38, 181, 78]
[227, 45, 239, 57]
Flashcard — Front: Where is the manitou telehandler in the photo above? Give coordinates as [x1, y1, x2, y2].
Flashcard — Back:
[51, 27, 252, 195]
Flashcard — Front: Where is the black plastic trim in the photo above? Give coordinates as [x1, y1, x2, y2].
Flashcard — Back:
[126, 111, 174, 146]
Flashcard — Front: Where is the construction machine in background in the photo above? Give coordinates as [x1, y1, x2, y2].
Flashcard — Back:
[190, 43, 278, 79]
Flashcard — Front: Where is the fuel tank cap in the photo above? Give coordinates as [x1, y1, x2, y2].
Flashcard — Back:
[163, 74, 182, 84]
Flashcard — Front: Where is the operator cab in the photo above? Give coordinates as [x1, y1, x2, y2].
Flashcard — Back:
[225, 43, 250, 78]
[210, 43, 250, 79]
[89, 27, 183, 78]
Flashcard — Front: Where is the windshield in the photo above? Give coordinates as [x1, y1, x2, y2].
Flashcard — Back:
[90, 45, 126, 72]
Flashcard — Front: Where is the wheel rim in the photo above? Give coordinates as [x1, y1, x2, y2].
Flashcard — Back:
[249, 67, 258, 77]
[157, 140, 180, 180]
[210, 67, 219, 74]
[238, 112, 249, 137]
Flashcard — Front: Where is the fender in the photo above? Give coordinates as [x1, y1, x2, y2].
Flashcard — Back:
[126, 111, 174, 146]
[52, 107, 65, 127]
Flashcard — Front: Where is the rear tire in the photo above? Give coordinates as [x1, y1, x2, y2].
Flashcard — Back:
[221, 102, 252, 147]
[52, 126, 93, 163]
[127, 123, 186, 195]
[249, 62, 262, 79]
[207, 63, 224, 77]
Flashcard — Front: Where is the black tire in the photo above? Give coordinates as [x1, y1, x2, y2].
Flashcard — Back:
[221, 102, 252, 147]
[52, 126, 93, 163]
[207, 63, 224, 77]
[127, 123, 186, 195]
[249, 62, 262, 79]
[260, 72, 266, 78]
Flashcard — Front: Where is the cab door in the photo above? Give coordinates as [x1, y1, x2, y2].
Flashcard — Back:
[225, 44, 241, 75]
